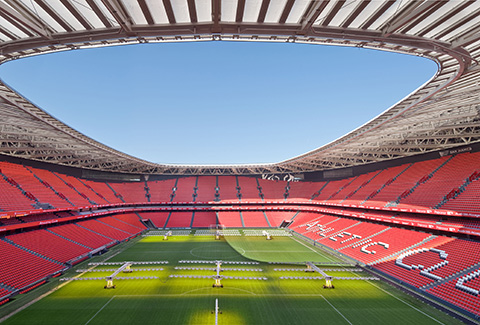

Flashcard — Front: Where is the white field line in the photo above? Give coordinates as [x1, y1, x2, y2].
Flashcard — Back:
[291, 237, 337, 262]
[366, 280, 445, 325]
[320, 294, 353, 325]
[0, 238, 138, 323]
[84, 295, 115, 325]
[342, 268, 444, 325]
[242, 250, 316, 253]
[0, 263, 102, 323]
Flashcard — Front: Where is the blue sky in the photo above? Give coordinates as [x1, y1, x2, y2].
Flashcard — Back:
[0, 41, 437, 165]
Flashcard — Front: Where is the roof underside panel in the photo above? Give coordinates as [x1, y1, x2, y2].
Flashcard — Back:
[0, 0, 478, 175]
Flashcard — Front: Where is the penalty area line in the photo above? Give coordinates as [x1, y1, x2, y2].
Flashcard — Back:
[85, 295, 116, 325]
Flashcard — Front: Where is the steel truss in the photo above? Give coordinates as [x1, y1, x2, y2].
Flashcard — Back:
[0, 0, 478, 175]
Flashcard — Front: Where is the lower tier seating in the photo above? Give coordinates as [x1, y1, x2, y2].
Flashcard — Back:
[165, 212, 193, 228]
[217, 211, 243, 227]
[7, 230, 90, 263]
[0, 240, 63, 290]
[191, 212, 217, 227]
[427, 268, 480, 316]
[97, 216, 144, 235]
[113, 213, 147, 230]
[49, 223, 113, 249]
[139, 212, 170, 228]
[241, 211, 270, 227]
[78, 218, 133, 241]
[264, 211, 297, 227]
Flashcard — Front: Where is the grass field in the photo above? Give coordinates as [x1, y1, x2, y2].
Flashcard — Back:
[0, 230, 465, 324]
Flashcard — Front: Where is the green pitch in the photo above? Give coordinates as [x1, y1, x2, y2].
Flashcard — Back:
[0, 230, 463, 324]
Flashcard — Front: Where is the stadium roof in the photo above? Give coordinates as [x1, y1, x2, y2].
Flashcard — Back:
[0, 0, 479, 175]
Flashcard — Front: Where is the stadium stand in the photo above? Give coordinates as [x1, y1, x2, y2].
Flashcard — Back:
[0, 240, 64, 290]
[29, 169, 92, 207]
[217, 211, 243, 227]
[108, 182, 147, 203]
[264, 211, 296, 227]
[97, 216, 145, 235]
[165, 212, 193, 228]
[0, 150, 480, 317]
[139, 212, 171, 228]
[257, 179, 287, 200]
[171, 177, 196, 202]
[366, 157, 449, 207]
[313, 179, 350, 201]
[0, 162, 69, 209]
[237, 177, 262, 201]
[241, 211, 270, 227]
[6, 230, 90, 264]
[82, 180, 123, 203]
[195, 176, 217, 202]
[286, 181, 319, 200]
[345, 166, 408, 204]
[54, 174, 107, 205]
[77, 218, 133, 241]
[397, 152, 480, 209]
[217, 176, 239, 201]
[441, 178, 480, 215]
[0, 178, 34, 212]
[49, 223, 113, 249]
[328, 173, 372, 202]
[114, 213, 147, 230]
[428, 269, 480, 315]
[147, 179, 176, 202]
[191, 211, 217, 227]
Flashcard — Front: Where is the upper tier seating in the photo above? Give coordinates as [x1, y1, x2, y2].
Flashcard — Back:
[327, 173, 374, 202]
[0, 177, 34, 212]
[237, 177, 261, 201]
[55, 174, 108, 205]
[368, 157, 448, 206]
[345, 165, 407, 204]
[313, 179, 351, 201]
[30, 169, 92, 206]
[195, 176, 217, 202]
[108, 182, 147, 203]
[286, 181, 320, 200]
[81, 180, 124, 203]
[441, 178, 480, 215]
[171, 177, 196, 202]
[147, 179, 176, 202]
[398, 152, 480, 209]
[0, 162, 70, 209]
[257, 179, 287, 200]
[217, 176, 239, 201]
